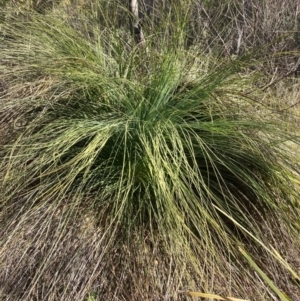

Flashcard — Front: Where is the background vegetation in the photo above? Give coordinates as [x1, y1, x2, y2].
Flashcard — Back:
[0, 1, 300, 300]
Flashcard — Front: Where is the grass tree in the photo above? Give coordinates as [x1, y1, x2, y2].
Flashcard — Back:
[0, 2, 300, 301]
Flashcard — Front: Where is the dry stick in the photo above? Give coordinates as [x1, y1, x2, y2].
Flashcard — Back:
[200, 5, 231, 57]
[262, 57, 300, 91]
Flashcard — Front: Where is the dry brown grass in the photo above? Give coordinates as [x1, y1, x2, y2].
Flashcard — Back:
[1, 201, 300, 301]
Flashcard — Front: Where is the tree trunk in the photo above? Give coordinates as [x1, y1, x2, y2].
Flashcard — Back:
[129, 0, 149, 47]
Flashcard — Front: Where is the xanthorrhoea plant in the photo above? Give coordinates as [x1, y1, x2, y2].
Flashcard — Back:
[0, 5, 299, 301]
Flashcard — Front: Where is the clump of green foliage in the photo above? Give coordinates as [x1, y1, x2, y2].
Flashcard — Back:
[0, 1, 299, 300]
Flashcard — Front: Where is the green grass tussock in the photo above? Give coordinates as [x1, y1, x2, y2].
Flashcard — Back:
[0, 4, 300, 301]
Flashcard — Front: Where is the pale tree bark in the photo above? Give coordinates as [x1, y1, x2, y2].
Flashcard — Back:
[129, 0, 152, 48]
